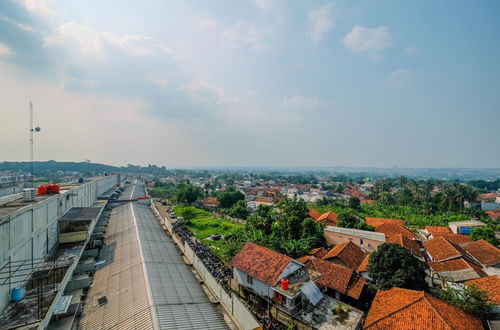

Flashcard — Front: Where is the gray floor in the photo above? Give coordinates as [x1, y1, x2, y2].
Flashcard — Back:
[131, 184, 229, 329]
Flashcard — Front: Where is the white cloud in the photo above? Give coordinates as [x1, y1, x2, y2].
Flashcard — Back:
[222, 20, 265, 49]
[308, 2, 334, 44]
[387, 69, 412, 87]
[252, 0, 273, 13]
[45, 23, 176, 59]
[0, 15, 36, 32]
[282, 96, 323, 108]
[179, 81, 240, 106]
[342, 25, 392, 52]
[404, 47, 419, 56]
[14, 0, 54, 16]
[0, 43, 14, 56]
[199, 18, 216, 29]
[148, 75, 169, 86]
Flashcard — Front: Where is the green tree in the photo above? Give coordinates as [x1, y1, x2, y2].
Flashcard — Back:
[470, 226, 499, 246]
[229, 200, 249, 219]
[368, 243, 427, 290]
[217, 186, 245, 208]
[438, 285, 493, 319]
[175, 183, 202, 203]
[337, 212, 359, 228]
[348, 197, 361, 210]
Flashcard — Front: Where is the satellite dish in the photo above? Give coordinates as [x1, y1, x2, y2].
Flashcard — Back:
[35, 127, 41, 132]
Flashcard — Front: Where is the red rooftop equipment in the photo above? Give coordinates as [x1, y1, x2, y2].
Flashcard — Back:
[37, 184, 60, 195]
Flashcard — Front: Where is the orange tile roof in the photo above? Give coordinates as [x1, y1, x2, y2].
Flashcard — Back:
[463, 239, 500, 267]
[423, 236, 464, 262]
[440, 234, 472, 246]
[428, 257, 486, 277]
[296, 255, 313, 264]
[376, 223, 417, 240]
[361, 199, 375, 205]
[303, 258, 358, 297]
[387, 234, 422, 257]
[255, 197, 275, 203]
[310, 247, 328, 258]
[309, 208, 321, 220]
[364, 288, 483, 330]
[365, 217, 405, 228]
[345, 275, 366, 299]
[322, 241, 367, 270]
[231, 242, 291, 285]
[357, 254, 370, 273]
[465, 275, 500, 305]
[316, 211, 338, 226]
[425, 226, 452, 237]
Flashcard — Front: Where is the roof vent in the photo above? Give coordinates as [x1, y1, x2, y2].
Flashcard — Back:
[23, 188, 36, 202]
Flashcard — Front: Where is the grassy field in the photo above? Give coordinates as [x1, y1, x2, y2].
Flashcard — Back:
[173, 206, 244, 262]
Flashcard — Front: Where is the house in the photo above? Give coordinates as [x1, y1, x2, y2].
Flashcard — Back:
[301, 258, 366, 301]
[201, 197, 220, 208]
[321, 241, 368, 270]
[485, 210, 500, 220]
[357, 254, 371, 280]
[422, 226, 453, 239]
[462, 239, 500, 268]
[481, 202, 500, 211]
[423, 236, 488, 283]
[308, 208, 321, 221]
[315, 211, 338, 226]
[448, 220, 486, 235]
[364, 287, 483, 329]
[465, 275, 500, 315]
[386, 234, 422, 258]
[231, 242, 323, 315]
[324, 226, 386, 253]
[375, 222, 418, 240]
[365, 217, 405, 228]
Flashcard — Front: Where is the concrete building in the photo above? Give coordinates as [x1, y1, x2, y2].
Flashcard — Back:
[448, 220, 486, 235]
[324, 226, 386, 252]
[0, 175, 119, 316]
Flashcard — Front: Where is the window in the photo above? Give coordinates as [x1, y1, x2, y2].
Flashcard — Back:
[360, 239, 364, 246]
[246, 274, 253, 285]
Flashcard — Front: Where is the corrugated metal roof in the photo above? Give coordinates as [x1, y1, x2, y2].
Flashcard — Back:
[301, 281, 323, 306]
[131, 188, 229, 329]
[60, 207, 102, 221]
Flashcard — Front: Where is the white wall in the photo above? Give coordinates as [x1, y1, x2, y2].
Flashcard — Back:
[234, 268, 273, 299]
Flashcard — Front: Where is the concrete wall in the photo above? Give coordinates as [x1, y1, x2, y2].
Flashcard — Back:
[0, 175, 118, 313]
[324, 230, 384, 252]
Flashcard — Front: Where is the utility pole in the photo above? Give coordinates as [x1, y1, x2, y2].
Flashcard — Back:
[29, 101, 41, 188]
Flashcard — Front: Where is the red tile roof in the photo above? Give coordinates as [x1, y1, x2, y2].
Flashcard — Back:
[360, 199, 375, 205]
[231, 242, 291, 286]
[322, 241, 367, 270]
[387, 234, 422, 257]
[463, 239, 500, 267]
[357, 254, 370, 273]
[309, 208, 321, 221]
[310, 247, 328, 258]
[428, 257, 486, 277]
[376, 223, 417, 240]
[316, 211, 338, 226]
[365, 217, 405, 228]
[255, 197, 275, 203]
[202, 197, 220, 206]
[486, 210, 500, 220]
[423, 236, 464, 262]
[465, 275, 500, 305]
[425, 226, 452, 237]
[303, 258, 364, 299]
[364, 288, 483, 330]
[440, 234, 472, 246]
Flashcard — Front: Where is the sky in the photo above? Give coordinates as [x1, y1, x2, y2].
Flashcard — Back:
[0, 0, 499, 168]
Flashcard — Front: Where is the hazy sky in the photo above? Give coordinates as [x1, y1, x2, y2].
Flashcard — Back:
[1, 0, 499, 168]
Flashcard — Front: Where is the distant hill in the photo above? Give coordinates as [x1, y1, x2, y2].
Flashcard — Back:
[0, 161, 119, 175]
